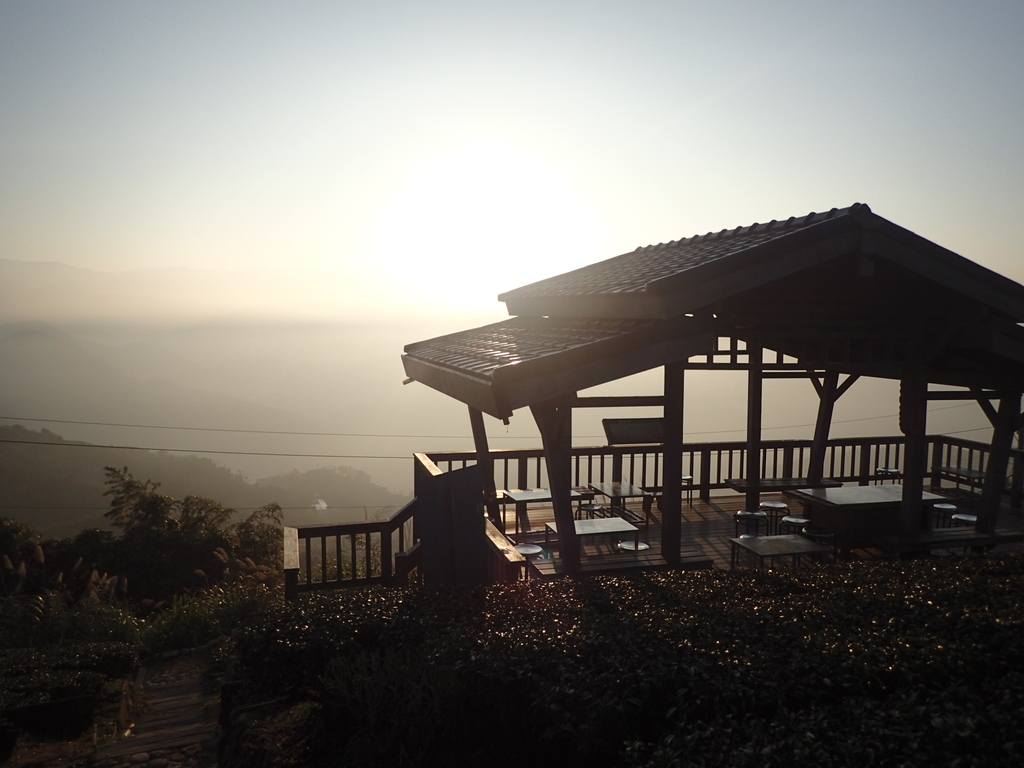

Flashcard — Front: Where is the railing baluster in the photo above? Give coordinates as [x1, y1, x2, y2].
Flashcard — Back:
[286, 434, 1011, 600]
[304, 536, 312, 585]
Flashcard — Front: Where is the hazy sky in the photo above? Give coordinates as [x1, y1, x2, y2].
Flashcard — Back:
[3, 0, 1023, 320]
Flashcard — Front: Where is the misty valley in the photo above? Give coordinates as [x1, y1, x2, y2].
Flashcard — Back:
[0, 425, 407, 539]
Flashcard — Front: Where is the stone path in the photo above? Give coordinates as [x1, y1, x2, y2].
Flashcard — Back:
[90, 648, 219, 768]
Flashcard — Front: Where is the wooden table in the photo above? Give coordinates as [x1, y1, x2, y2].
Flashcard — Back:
[545, 517, 639, 549]
[730, 534, 834, 570]
[725, 477, 843, 492]
[589, 481, 651, 523]
[502, 488, 586, 504]
[501, 488, 586, 533]
[785, 484, 944, 558]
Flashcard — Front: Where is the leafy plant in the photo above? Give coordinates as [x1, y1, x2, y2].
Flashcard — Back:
[223, 554, 1024, 768]
[87, 466, 284, 601]
[141, 583, 277, 656]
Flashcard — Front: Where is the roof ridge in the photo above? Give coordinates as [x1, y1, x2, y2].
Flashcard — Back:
[635, 203, 868, 252]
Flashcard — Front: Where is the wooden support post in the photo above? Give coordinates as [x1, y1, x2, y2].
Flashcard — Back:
[744, 346, 763, 512]
[530, 397, 580, 572]
[661, 361, 684, 565]
[515, 459, 530, 532]
[807, 371, 839, 485]
[1011, 430, 1024, 511]
[977, 394, 1022, 534]
[283, 526, 299, 602]
[782, 445, 795, 479]
[899, 370, 929, 539]
[468, 406, 502, 532]
[699, 447, 712, 503]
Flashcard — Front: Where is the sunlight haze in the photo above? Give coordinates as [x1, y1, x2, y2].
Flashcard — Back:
[2, 0, 1023, 495]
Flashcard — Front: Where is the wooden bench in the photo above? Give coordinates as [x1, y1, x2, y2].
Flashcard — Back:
[880, 527, 1024, 557]
[614, 505, 647, 525]
[934, 465, 987, 491]
[528, 547, 713, 579]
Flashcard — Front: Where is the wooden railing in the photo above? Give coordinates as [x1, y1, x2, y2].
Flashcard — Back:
[426, 435, 914, 502]
[283, 497, 418, 601]
[427, 434, 1023, 532]
[284, 434, 1023, 597]
[930, 434, 1024, 507]
[284, 452, 525, 600]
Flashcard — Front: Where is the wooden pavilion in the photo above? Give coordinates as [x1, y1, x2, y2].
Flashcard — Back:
[401, 203, 1024, 579]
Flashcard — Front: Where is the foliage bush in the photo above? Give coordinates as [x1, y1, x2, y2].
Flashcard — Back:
[142, 583, 279, 656]
[0, 641, 138, 711]
[227, 554, 1024, 768]
[100, 465, 283, 601]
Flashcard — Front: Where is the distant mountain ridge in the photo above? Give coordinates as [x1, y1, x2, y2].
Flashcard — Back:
[0, 425, 409, 539]
[0, 257, 351, 324]
[0, 318, 323, 450]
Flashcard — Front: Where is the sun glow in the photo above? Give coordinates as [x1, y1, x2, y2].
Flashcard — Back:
[368, 143, 605, 316]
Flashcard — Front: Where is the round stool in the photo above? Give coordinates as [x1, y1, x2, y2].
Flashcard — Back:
[681, 474, 694, 506]
[951, 512, 978, 527]
[876, 467, 901, 484]
[950, 512, 982, 554]
[778, 515, 810, 535]
[618, 540, 650, 551]
[734, 509, 768, 537]
[577, 503, 604, 520]
[758, 500, 788, 534]
[801, 526, 834, 543]
[513, 543, 543, 556]
[801, 526, 837, 560]
[932, 502, 957, 528]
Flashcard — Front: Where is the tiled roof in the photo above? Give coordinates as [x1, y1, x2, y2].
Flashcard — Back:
[499, 204, 866, 301]
[403, 316, 659, 380]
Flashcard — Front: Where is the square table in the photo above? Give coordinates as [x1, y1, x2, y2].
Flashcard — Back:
[724, 477, 843, 492]
[785, 484, 944, 558]
[502, 488, 586, 533]
[589, 481, 651, 522]
[502, 488, 586, 504]
[730, 534, 834, 570]
[545, 517, 640, 550]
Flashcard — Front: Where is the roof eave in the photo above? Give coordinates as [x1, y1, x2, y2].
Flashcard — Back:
[402, 318, 718, 418]
[401, 354, 512, 420]
[861, 222, 1024, 322]
[493, 330, 716, 412]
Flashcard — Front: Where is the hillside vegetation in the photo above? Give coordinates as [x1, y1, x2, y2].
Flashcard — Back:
[0, 425, 408, 538]
[3, 452, 1023, 767]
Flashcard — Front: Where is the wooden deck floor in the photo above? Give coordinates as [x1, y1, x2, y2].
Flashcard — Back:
[502, 487, 1024, 578]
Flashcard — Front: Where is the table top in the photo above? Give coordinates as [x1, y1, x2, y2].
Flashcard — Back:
[590, 481, 647, 499]
[725, 477, 843, 492]
[502, 488, 584, 503]
[730, 534, 834, 558]
[786, 483, 943, 508]
[546, 517, 638, 536]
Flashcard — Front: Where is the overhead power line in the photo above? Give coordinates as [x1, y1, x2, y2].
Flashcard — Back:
[0, 438, 408, 460]
[0, 415, 478, 440]
[0, 402, 979, 440]
[0, 504, 401, 512]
